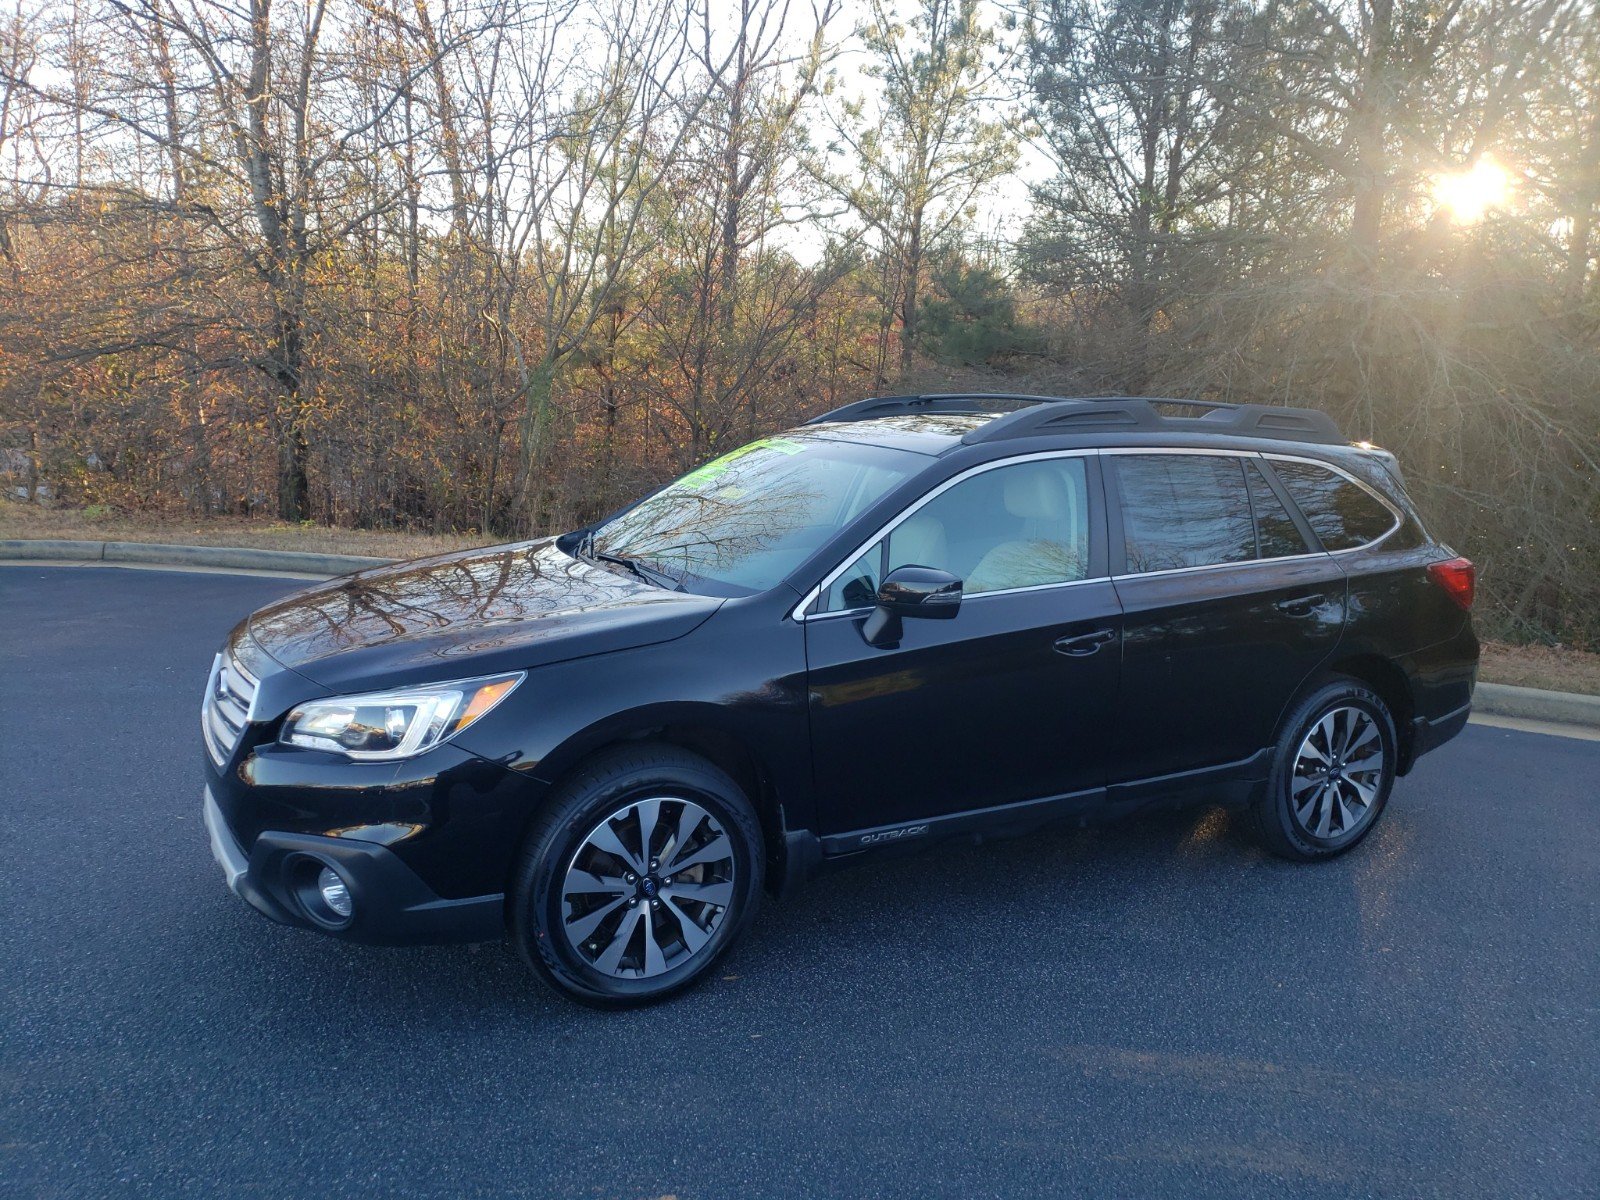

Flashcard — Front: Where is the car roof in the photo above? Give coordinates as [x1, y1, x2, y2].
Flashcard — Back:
[793, 394, 1404, 495]
[800, 412, 1002, 455]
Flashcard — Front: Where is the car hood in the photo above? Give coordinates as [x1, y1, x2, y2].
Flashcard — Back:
[245, 537, 722, 693]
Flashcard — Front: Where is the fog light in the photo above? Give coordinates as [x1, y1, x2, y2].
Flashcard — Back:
[317, 867, 353, 919]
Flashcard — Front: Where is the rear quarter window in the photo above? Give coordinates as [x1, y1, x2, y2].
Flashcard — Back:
[1269, 459, 1398, 551]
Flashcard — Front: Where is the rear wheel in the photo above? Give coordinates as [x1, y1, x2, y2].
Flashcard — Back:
[510, 744, 764, 1007]
[1251, 680, 1396, 861]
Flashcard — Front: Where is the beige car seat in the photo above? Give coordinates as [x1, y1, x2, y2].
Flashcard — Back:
[965, 467, 1084, 592]
[887, 513, 950, 574]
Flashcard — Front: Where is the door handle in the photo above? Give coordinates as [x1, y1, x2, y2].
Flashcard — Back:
[1054, 628, 1116, 657]
[1274, 593, 1324, 617]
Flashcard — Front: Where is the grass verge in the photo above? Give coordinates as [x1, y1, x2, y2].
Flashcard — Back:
[1478, 640, 1600, 697]
[0, 501, 490, 561]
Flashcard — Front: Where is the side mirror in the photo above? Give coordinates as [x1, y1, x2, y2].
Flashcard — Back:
[862, 565, 962, 647]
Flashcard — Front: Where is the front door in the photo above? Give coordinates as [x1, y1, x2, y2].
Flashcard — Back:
[802, 454, 1122, 842]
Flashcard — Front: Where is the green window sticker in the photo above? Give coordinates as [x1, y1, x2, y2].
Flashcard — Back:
[679, 437, 805, 488]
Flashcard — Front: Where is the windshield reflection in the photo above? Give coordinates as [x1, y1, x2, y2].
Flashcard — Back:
[594, 434, 921, 594]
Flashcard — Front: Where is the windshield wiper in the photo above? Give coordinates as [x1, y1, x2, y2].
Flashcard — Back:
[597, 551, 684, 592]
[577, 531, 684, 592]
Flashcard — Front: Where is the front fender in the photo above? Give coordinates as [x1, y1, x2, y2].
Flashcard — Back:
[452, 601, 816, 834]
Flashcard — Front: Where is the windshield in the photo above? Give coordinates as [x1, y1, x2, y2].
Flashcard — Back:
[586, 433, 924, 595]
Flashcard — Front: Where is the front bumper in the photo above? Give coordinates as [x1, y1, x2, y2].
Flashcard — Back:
[203, 787, 505, 945]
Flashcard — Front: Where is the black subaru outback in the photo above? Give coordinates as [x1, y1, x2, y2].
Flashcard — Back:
[202, 394, 1478, 1006]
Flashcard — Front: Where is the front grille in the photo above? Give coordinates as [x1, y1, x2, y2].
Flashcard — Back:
[202, 650, 259, 767]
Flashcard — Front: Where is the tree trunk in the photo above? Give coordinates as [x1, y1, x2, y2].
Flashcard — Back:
[900, 208, 923, 377]
[1564, 107, 1599, 333]
[153, 20, 210, 514]
[517, 360, 558, 535]
[1348, 2, 1393, 261]
[270, 298, 310, 521]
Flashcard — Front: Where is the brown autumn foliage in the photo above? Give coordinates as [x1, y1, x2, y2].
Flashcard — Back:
[0, 0, 1596, 645]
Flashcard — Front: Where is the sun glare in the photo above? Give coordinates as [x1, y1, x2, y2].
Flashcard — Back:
[1433, 156, 1512, 224]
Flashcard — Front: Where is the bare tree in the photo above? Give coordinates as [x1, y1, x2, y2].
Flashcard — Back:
[833, 0, 1017, 381]
[1019, 0, 1251, 388]
[637, 0, 841, 458]
[481, 0, 738, 527]
[12, 0, 483, 518]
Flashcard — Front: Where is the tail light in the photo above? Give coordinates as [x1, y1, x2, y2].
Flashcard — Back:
[1427, 557, 1476, 610]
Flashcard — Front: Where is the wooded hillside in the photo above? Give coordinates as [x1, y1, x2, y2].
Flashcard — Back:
[1, 0, 1596, 643]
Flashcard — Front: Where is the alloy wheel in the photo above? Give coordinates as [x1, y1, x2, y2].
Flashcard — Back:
[1289, 705, 1386, 841]
[560, 797, 736, 979]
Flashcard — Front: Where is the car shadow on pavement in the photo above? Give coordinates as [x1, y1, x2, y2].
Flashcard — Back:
[189, 800, 1293, 1025]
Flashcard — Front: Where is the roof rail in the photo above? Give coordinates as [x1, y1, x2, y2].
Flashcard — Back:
[964, 397, 1344, 446]
[803, 393, 1058, 424]
[803, 392, 1345, 447]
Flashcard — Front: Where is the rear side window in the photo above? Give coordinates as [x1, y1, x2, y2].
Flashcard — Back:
[1246, 460, 1310, 558]
[1386, 513, 1429, 552]
[1269, 460, 1397, 551]
[1114, 455, 1256, 573]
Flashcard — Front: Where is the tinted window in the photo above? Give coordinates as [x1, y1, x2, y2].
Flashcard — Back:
[820, 457, 1091, 611]
[1386, 513, 1429, 552]
[1246, 460, 1310, 558]
[1115, 455, 1256, 573]
[593, 434, 920, 595]
[1269, 460, 1397, 551]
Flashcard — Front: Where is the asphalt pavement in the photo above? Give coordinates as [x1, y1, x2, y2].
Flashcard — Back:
[2, 564, 1596, 1199]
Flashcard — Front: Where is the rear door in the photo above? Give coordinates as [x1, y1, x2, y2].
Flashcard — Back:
[801, 452, 1122, 841]
[1105, 450, 1349, 784]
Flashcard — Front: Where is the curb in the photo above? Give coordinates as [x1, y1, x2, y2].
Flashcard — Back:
[1473, 682, 1600, 730]
[0, 538, 390, 577]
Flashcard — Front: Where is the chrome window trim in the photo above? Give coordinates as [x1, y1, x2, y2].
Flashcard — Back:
[790, 448, 1101, 621]
[789, 444, 1405, 619]
[1106, 448, 1401, 580]
[1109, 550, 1331, 583]
[802, 574, 1109, 622]
[1096, 446, 1260, 457]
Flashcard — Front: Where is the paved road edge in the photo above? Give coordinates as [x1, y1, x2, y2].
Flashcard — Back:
[5, 537, 1598, 732]
[0, 537, 390, 578]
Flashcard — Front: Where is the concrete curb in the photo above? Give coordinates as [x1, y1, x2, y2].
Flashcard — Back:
[0, 538, 390, 577]
[1473, 682, 1600, 730]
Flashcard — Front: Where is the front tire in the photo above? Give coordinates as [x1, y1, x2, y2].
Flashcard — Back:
[1251, 680, 1397, 861]
[510, 744, 764, 1007]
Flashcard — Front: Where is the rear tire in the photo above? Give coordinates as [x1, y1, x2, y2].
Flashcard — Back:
[1251, 680, 1397, 861]
[510, 743, 764, 1007]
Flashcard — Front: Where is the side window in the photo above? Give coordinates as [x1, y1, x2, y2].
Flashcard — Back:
[1246, 460, 1310, 558]
[817, 457, 1092, 610]
[1115, 455, 1256, 573]
[821, 541, 882, 612]
[1269, 460, 1397, 551]
[1385, 513, 1429, 552]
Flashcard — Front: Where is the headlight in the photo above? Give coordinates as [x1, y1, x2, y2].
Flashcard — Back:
[280, 673, 523, 760]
